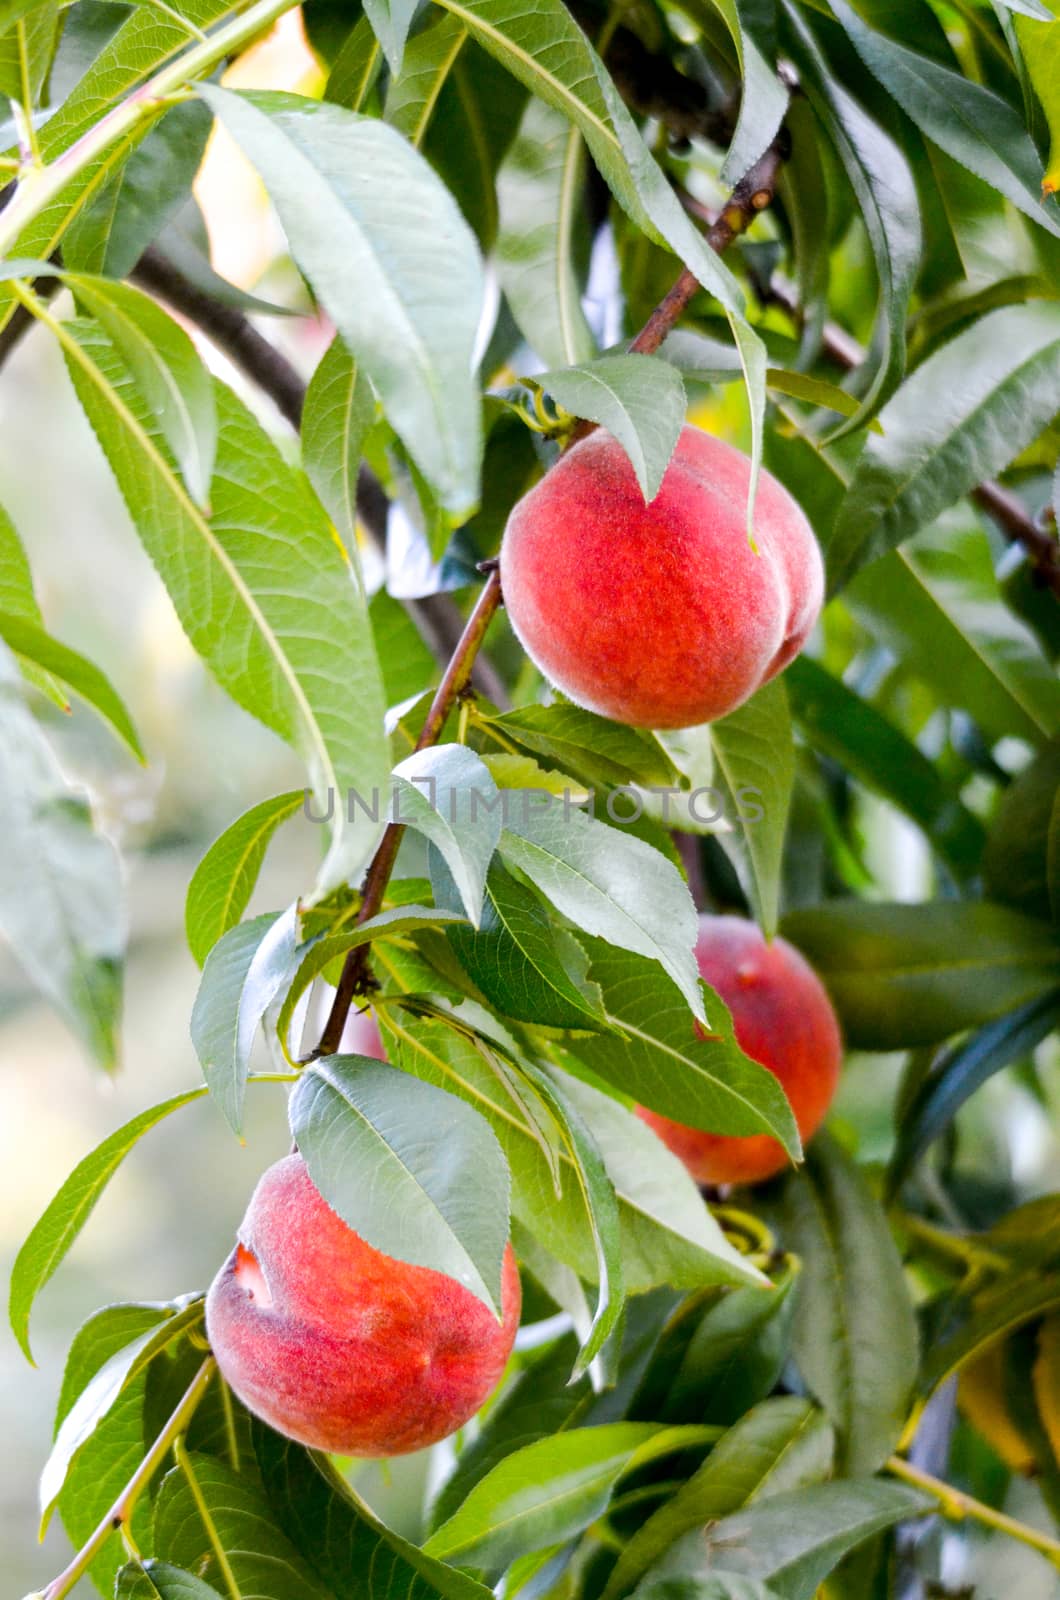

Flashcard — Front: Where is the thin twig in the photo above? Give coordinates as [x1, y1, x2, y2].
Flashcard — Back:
[567, 134, 789, 449]
[40, 1358, 216, 1600]
[313, 568, 504, 1057]
[887, 1454, 1060, 1569]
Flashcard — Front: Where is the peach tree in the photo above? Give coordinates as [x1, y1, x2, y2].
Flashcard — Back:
[3, 0, 1060, 1596]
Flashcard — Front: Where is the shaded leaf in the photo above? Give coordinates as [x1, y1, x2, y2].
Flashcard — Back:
[497, 96, 595, 368]
[302, 334, 375, 561]
[255, 1421, 492, 1600]
[0, 642, 124, 1071]
[782, 2, 920, 434]
[785, 657, 985, 877]
[603, 1398, 833, 1600]
[832, 0, 1060, 237]
[153, 1452, 332, 1600]
[116, 1562, 226, 1600]
[779, 1136, 919, 1475]
[782, 900, 1060, 1049]
[644, 1480, 930, 1600]
[887, 990, 1060, 1194]
[828, 302, 1060, 591]
[711, 679, 794, 938]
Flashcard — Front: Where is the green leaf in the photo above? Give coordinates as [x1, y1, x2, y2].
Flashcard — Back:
[765, 367, 883, 429]
[363, 0, 418, 72]
[782, 900, 1060, 1050]
[394, 744, 503, 924]
[439, 859, 608, 1028]
[429, 0, 767, 514]
[55, 1302, 173, 1433]
[514, 1057, 625, 1374]
[984, 741, 1060, 920]
[199, 85, 484, 520]
[383, 1008, 763, 1293]
[831, 0, 1060, 238]
[0, 611, 143, 758]
[254, 1422, 493, 1600]
[370, 588, 437, 708]
[153, 1452, 333, 1600]
[484, 702, 680, 790]
[643, 1480, 930, 1600]
[711, 679, 794, 939]
[40, 1299, 204, 1524]
[116, 1562, 226, 1600]
[326, 14, 384, 110]
[425, 1423, 720, 1573]
[0, 0, 55, 102]
[302, 334, 375, 562]
[847, 515, 1060, 745]
[190, 910, 298, 1135]
[785, 657, 986, 878]
[828, 302, 1060, 591]
[8, 1089, 205, 1362]
[659, 1267, 799, 1425]
[0, 494, 64, 704]
[924, 1269, 1060, 1390]
[568, 942, 801, 1159]
[185, 791, 304, 967]
[499, 802, 705, 1021]
[0, 642, 124, 1072]
[63, 99, 214, 280]
[887, 991, 1060, 1195]
[384, 10, 469, 143]
[674, 0, 789, 182]
[430, 1331, 587, 1530]
[289, 1052, 511, 1314]
[782, 2, 920, 434]
[602, 1398, 833, 1600]
[62, 320, 389, 896]
[779, 1136, 918, 1475]
[0, 0, 242, 328]
[274, 905, 469, 1054]
[497, 96, 595, 367]
[1015, 10, 1060, 193]
[535, 355, 686, 501]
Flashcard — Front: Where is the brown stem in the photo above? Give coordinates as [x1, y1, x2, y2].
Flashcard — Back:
[761, 276, 1060, 598]
[567, 135, 789, 448]
[314, 568, 504, 1057]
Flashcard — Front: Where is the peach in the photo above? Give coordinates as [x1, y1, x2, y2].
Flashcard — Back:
[637, 915, 842, 1185]
[500, 424, 823, 729]
[206, 1155, 521, 1456]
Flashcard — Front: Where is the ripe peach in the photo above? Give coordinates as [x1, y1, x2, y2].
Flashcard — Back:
[206, 1155, 521, 1456]
[637, 915, 842, 1185]
[500, 424, 823, 729]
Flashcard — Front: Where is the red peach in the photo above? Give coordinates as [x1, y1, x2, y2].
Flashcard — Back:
[206, 1155, 521, 1456]
[500, 424, 823, 729]
[637, 915, 842, 1185]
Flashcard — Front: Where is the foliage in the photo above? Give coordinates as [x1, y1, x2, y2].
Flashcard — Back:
[1, 0, 1059, 1596]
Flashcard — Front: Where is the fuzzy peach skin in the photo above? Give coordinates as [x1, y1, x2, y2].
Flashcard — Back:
[500, 424, 824, 729]
[206, 1155, 521, 1456]
[637, 915, 842, 1185]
